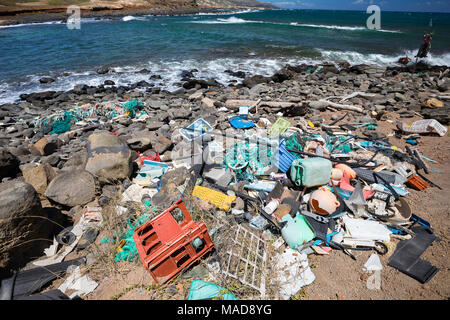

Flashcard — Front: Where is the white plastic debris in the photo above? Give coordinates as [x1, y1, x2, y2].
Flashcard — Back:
[343, 216, 392, 242]
[116, 205, 128, 216]
[43, 237, 59, 257]
[363, 253, 383, 272]
[273, 248, 315, 300]
[58, 266, 98, 298]
[397, 119, 448, 137]
[121, 184, 158, 203]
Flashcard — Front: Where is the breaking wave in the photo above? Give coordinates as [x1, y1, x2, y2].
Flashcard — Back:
[319, 49, 450, 66]
[0, 21, 64, 29]
[190, 18, 402, 33]
[290, 22, 402, 33]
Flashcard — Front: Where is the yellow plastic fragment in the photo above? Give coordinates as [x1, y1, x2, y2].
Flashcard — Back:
[307, 120, 315, 128]
[192, 186, 236, 211]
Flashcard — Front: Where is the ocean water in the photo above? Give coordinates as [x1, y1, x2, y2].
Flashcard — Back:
[0, 9, 449, 104]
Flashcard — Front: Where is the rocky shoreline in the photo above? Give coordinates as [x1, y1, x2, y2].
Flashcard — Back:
[0, 58, 449, 293]
[0, 6, 240, 26]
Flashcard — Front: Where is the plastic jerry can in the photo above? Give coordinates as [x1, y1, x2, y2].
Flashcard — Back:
[281, 213, 316, 250]
[290, 157, 332, 187]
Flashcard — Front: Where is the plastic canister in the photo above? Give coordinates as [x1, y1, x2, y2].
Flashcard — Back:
[290, 157, 332, 187]
[263, 199, 281, 215]
[281, 213, 315, 250]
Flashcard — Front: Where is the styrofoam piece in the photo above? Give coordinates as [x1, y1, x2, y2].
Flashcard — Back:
[58, 266, 98, 298]
[272, 248, 315, 300]
[363, 253, 383, 272]
[342, 216, 392, 242]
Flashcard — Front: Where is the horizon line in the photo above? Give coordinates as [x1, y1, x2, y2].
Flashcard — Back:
[263, 7, 450, 14]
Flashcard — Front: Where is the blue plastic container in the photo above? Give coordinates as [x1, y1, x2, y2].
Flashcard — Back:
[273, 140, 296, 173]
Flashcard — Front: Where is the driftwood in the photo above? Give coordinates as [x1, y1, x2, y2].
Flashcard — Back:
[319, 99, 364, 113]
[338, 91, 377, 103]
[225, 99, 299, 110]
[317, 91, 376, 113]
[429, 94, 450, 100]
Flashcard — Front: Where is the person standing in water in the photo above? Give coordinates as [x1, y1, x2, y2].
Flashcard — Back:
[416, 32, 434, 58]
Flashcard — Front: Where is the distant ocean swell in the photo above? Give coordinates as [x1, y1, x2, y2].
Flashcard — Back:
[189, 16, 402, 33]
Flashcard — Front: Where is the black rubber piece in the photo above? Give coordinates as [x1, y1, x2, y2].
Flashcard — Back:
[388, 225, 440, 283]
[0, 272, 17, 300]
[353, 168, 397, 186]
[17, 289, 72, 300]
[0, 257, 85, 299]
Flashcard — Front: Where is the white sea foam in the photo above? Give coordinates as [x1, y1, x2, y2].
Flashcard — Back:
[190, 16, 263, 24]
[190, 18, 401, 33]
[122, 16, 147, 22]
[319, 49, 450, 66]
[290, 22, 401, 33]
[1, 51, 448, 105]
[197, 9, 261, 16]
[0, 21, 63, 29]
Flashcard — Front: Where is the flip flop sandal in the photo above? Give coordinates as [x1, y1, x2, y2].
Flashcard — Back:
[56, 227, 76, 246]
[76, 228, 99, 250]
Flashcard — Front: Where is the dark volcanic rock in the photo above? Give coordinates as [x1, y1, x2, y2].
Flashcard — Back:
[225, 70, 246, 78]
[96, 66, 110, 74]
[0, 179, 52, 274]
[39, 77, 55, 84]
[271, 68, 294, 83]
[0, 148, 20, 180]
[242, 75, 271, 88]
[421, 106, 450, 124]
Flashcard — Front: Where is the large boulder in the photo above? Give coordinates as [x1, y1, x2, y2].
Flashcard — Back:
[271, 68, 294, 83]
[0, 148, 20, 180]
[0, 179, 51, 274]
[31, 136, 58, 156]
[45, 170, 96, 207]
[126, 130, 156, 152]
[20, 162, 57, 196]
[85, 131, 133, 183]
[242, 75, 271, 88]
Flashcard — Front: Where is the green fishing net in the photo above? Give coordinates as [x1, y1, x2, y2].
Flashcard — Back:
[33, 100, 145, 134]
[114, 214, 152, 262]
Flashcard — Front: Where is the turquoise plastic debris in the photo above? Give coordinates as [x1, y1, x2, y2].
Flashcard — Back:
[224, 140, 273, 177]
[32, 100, 144, 134]
[121, 99, 143, 118]
[281, 213, 315, 250]
[290, 157, 332, 188]
[188, 280, 238, 300]
[114, 215, 151, 262]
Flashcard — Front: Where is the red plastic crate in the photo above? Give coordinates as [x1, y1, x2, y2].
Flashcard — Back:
[405, 174, 430, 191]
[133, 199, 214, 284]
